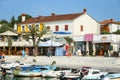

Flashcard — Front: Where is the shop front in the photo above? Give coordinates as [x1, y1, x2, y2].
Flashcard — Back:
[93, 34, 114, 56]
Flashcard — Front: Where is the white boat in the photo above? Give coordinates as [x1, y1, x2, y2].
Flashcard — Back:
[63, 66, 91, 79]
[1, 61, 30, 70]
[61, 75, 80, 80]
[82, 69, 108, 80]
[41, 67, 71, 78]
[102, 73, 120, 80]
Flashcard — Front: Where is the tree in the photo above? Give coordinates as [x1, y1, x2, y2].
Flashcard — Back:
[113, 30, 120, 34]
[64, 36, 74, 55]
[8, 37, 12, 55]
[9, 16, 17, 29]
[0, 24, 11, 33]
[0, 19, 8, 24]
[17, 14, 32, 23]
[64, 36, 73, 45]
[101, 30, 111, 34]
[25, 24, 48, 56]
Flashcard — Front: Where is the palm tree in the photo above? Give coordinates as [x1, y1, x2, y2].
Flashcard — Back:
[64, 36, 74, 55]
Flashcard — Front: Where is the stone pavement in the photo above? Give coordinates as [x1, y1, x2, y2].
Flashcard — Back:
[5, 56, 120, 72]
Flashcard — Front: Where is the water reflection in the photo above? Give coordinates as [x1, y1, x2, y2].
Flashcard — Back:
[0, 74, 59, 80]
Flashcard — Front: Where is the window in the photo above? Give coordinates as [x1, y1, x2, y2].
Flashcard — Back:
[28, 25, 32, 30]
[35, 24, 39, 30]
[22, 26, 25, 32]
[92, 71, 100, 74]
[55, 25, 59, 31]
[47, 26, 50, 29]
[65, 25, 68, 31]
[80, 25, 83, 31]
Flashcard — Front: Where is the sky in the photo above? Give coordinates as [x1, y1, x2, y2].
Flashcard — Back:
[0, 0, 120, 22]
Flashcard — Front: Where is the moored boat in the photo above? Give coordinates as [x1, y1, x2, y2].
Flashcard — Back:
[102, 73, 120, 80]
[42, 67, 71, 78]
[81, 69, 108, 79]
[12, 65, 57, 77]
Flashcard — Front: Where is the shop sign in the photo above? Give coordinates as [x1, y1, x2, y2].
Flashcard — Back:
[101, 36, 108, 41]
[85, 34, 93, 41]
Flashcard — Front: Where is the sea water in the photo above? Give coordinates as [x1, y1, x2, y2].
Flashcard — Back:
[0, 74, 60, 80]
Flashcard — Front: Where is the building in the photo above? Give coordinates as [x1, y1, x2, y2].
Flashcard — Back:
[16, 9, 100, 56]
[100, 19, 120, 33]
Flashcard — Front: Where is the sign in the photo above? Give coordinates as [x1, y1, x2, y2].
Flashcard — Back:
[101, 36, 108, 41]
[85, 34, 93, 41]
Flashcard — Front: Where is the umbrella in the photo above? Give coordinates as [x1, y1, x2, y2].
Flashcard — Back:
[53, 31, 71, 34]
[38, 40, 63, 47]
[0, 30, 18, 36]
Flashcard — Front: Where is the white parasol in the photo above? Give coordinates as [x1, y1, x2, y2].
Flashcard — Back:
[0, 30, 18, 36]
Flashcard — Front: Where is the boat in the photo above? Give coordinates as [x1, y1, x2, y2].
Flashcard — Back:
[102, 73, 120, 80]
[12, 65, 57, 77]
[6, 65, 42, 74]
[61, 76, 80, 80]
[13, 69, 41, 77]
[62, 66, 91, 80]
[41, 67, 71, 78]
[1, 61, 31, 70]
[81, 69, 108, 80]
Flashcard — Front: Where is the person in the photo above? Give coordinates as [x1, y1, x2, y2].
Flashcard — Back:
[21, 49, 26, 59]
[0, 52, 5, 63]
[47, 48, 51, 57]
[81, 45, 86, 56]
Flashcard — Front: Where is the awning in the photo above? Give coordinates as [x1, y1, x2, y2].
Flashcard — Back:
[38, 40, 63, 47]
[92, 40, 113, 43]
[53, 31, 71, 34]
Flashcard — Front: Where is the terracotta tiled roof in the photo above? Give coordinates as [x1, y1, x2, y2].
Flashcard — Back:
[100, 19, 119, 25]
[19, 12, 85, 24]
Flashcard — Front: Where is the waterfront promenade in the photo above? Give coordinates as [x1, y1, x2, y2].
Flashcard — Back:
[5, 56, 120, 72]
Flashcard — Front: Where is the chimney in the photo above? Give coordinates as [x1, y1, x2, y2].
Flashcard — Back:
[110, 18, 113, 21]
[83, 8, 87, 13]
[21, 13, 26, 22]
[51, 13, 55, 16]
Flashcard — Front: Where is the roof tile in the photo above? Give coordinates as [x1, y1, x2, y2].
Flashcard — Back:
[19, 12, 84, 24]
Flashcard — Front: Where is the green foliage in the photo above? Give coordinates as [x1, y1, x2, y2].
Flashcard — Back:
[17, 14, 32, 23]
[9, 16, 17, 29]
[112, 30, 120, 34]
[0, 19, 8, 24]
[25, 24, 48, 56]
[64, 36, 73, 45]
[0, 24, 11, 33]
[101, 30, 111, 34]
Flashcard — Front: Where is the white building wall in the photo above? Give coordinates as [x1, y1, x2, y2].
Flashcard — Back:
[93, 34, 120, 52]
[44, 20, 73, 32]
[73, 13, 100, 36]
[109, 24, 120, 33]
